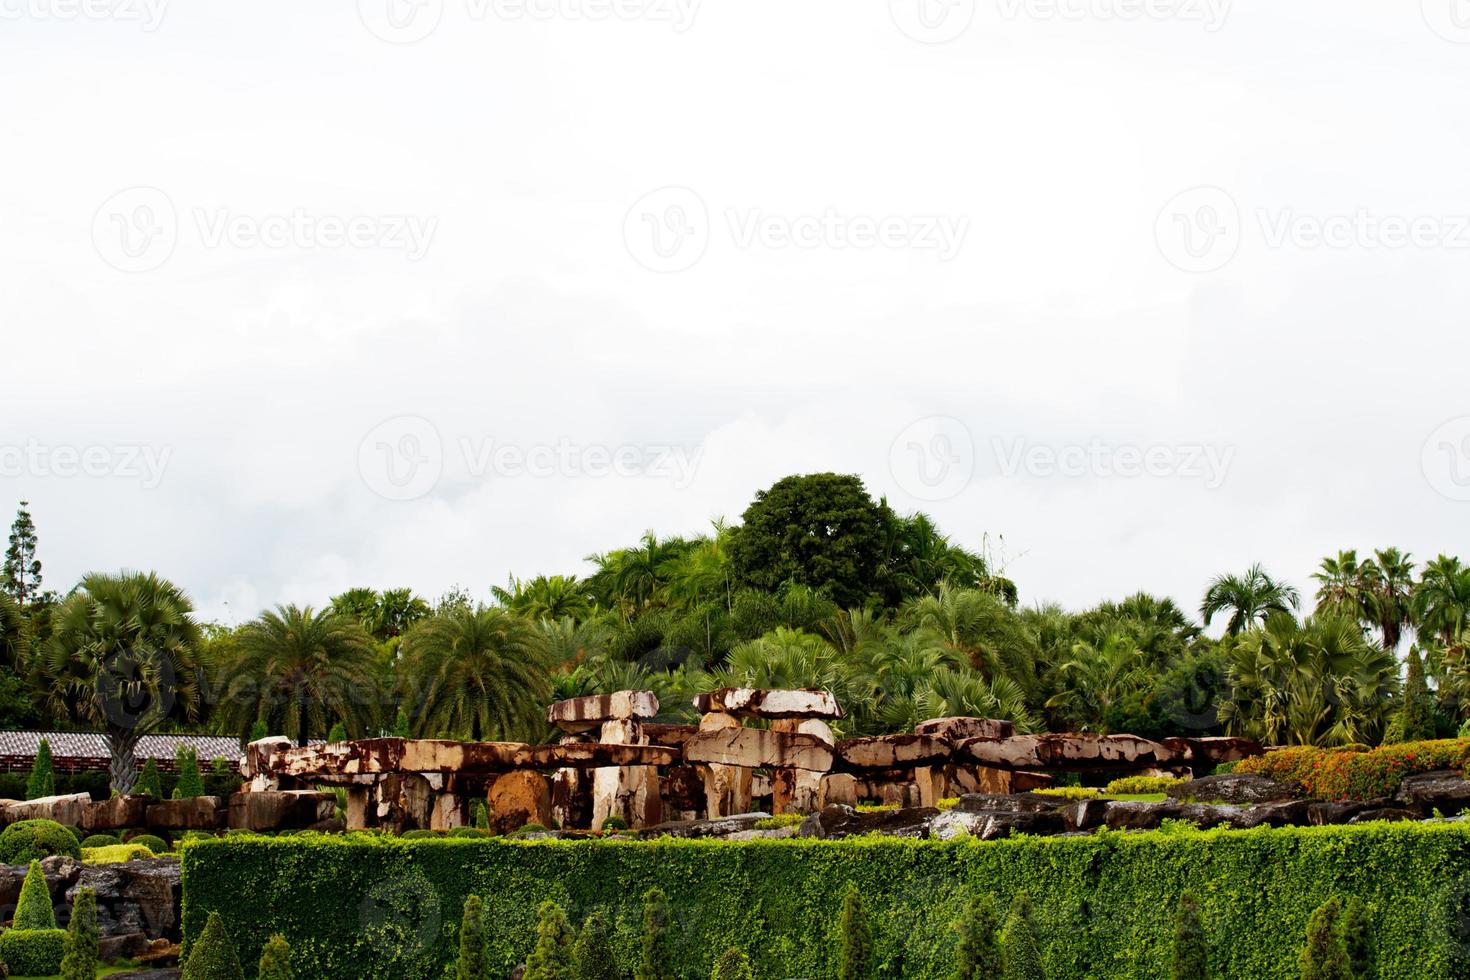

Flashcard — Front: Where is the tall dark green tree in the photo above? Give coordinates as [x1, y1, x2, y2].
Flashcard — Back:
[635, 887, 676, 980]
[836, 883, 873, 980]
[1339, 897, 1374, 980]
[0, 590, 28, 669]
[524, 901, 577, 980]
[1393, 647, 1435, 743]
[456, 894, 489, 980]
[1300, 898, 1349, 980]
[176, 745, 205, 797]
[1171, 893, 1209, 980]
[3, 501, 41, 606]
[137, 756, 164, 798]
[573, 910, 619, 980]
[182, 910, 245, 980]
[59, 885, 99, 980]
[26, 737, 55, 799]
[728, 473, 891, 608]
[1002, 892, 1046, 980]
[953, 894, 1002, 979]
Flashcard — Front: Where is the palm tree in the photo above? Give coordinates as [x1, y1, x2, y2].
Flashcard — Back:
[492, 576, 593, 622]
[1312, 550, 1371, 622]
[369, 588, 431, 640]
[0, 591, 27, 670]
[1044, 634, 1150, 732]
[217, 605, 383, 747]
[44, 572, 204, 792]
[397, 607, 553, 741]
[901, 584, 1042, 702]
[1200, 564, 1300, 635]
[1360, 548, 1416, 651]
[1416, 556, 1470, 647]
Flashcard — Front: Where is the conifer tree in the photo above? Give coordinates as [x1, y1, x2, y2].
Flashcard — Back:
[953, 893, 1002, 980]
[137, 756, 164, 798]
[59, 886, 100, 980]
[3, 502, 42, 606]
[1339, 897, 1374, 980]
[176, 745, 205, 798]
[457, 894, 489, 980]
[15, 859, 56, 929]
[524, 901, 577, 980]
[1300, 897, 1349, 980]
[26, 737, 55, 799]
[837, 884, 872, 980]
[636, 887, 676, 980]
[182, 911, 245, 980]
[257, 933, 295, 980]
[1172, 893, 1209, 980]
[574, 910, 619, 980]
[1002, 891, 1046, 980]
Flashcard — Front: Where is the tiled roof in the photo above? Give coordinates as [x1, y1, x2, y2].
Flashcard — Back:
[0, 730, 242, 763]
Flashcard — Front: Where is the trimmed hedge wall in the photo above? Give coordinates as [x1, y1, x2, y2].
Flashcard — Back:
[180, 824, 1470, 980]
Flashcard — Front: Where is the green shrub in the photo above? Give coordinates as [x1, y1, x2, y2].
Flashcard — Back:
[81, 833, 121, 848]
[524, 901, 576, 980]
[179, 824, 1470, 980]
[26, 738, 55, 800]
[137, 757, 164, 799]
[456, 894, 489, 980]
[953, 894, 1002, 980]
[400, 829, 441, 840]
[636, 887, 675, 980]
[0, 819, 84, 864]
[449, 827, 494, 838]
[710, 947, 754, 980]
[1235, 739, 1470, 800]
[257, 933, 294, 980]
[1301, 897, 1349, 980]
[601, 816, 629, 832]
[752, 813, 804, 830]
[0, 928, 67, 975]
[838, 882, 872, 980]
[15, 859, 56, 929]
[59, 885, 99, 980]
[1031, 787, 1101, 800]
[1002, 891, 1045, 980]
[471, 800, 490, 830]
[574, 910, 617, 980]
[1106, 775, 1184, 796]
[516, 823, 550, 836]
[182, 910, 245, 979]
[1340, 897, 1374, 979]
[1171, 893, 1208, 980]
[82, 843, 154, 864]
[176, 746, 206, 799]
[129, 833, 170, 853]
[328, 722, 347, 743]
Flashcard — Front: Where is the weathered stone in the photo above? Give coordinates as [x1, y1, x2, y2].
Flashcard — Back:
[1177, 803, 1248, 829]
[487, 771, 553, 834]
[1167, 736, 1264, 766]
[550, 768, 592, 831]
[70, 857, 182, 940]
[960, 733, 1184, 772]
[83, 795, 153, 831]
[946, 764, 1013, 796]
[693, 688, 843, 720]
[639, 813, 772, 839]
[592, 764, 660, 830]
[697, 712, 752, 820]
[818, 773, 858, 808]
[953, 793, 1065, 815]
[547, 691, 659, 733]
[242, 736, 292, 780]
[1060, 798, 1110, 832]
[770, 768, 823, 815]
[99, 932, 152, 961]
[915, 717, 1015, 741]
[1394, 771, 1470, 816]
[145, 798, 223, 832]
[836, 734, 952, 770]
[228, 791, 335, 831]
[1166, 773, 1304, 805]
[4, 792, 91, 826]
[659, 765, 706, 815]
[1103, 801, 1185, 831]
[267, 738, 677, 781]
[966, 809, 1066, 840]
[1348, 807, 1421, 824]
[642, 724, 699, 747]
[684, 727, 834, 772]
[797, 804, 937, 839]
[1306, 799, 1394, 826]
[1229, 801, 1310, 829]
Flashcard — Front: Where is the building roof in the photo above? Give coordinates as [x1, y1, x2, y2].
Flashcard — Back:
[0, 731, 242, 763]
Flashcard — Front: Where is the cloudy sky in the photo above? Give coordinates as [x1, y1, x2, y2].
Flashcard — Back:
[2, 0, 1468, 625]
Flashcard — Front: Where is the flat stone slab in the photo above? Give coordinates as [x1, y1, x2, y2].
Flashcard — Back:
[684, 727, 834, 772]
[914, 717, 1014, 741]
[547, 691, 659, 732]
[693, 688, 842, 720]
[264, 738, 679, 779]
[836, 734, 953, 770]
[958, 733, 1185, 772]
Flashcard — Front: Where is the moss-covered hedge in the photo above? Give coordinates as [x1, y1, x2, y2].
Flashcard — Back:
[180, 823, 1470, 980]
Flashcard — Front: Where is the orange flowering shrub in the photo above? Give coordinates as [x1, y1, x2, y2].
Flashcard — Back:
[1235, 738, 1470, 800]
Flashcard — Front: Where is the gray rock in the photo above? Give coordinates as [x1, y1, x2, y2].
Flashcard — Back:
[107, 972, 179, 980]
[1104, 801, 1185, 831]
[797, 804, 937, 839]
[1166, 773, 1303, 804]
[1230, 801, 1310, 829]
[1307, 799, 1395, 826]
[1060, 798, 1110, 832]
[952, 793, 1064, 814]
[1394, 771, 1470, 816]
[1348, 807, 1421, 824]
[639, 813, 772, 839]
[67, 857, 182, 940]
[968, 809, 1065, 840]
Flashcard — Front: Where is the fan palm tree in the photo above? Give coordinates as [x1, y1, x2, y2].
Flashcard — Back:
[1200, 564, 1300, 635]
[397, 607, 553, 741]
[44, 572, 204, 792]
[1312, 550, 1372, 622]
[1360, 548, 1416, 651]
[902, 584, 1042, 701]
[217, 605, 383, 747]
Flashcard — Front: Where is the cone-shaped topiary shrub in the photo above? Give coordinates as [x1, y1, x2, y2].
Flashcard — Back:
[524, 901, 577, 980]
[1002, 891, 1046, 980]
[1339, 897, 1374, 979]
[137, 756, 164, 799]
[59, 885, 99, 980]
[257, 933, 294, 980]
[26, 738, 55, 800]
[837, 883, 873, 980]
[636, 887, 676, 980]
[711, 947, 755, 980]
[953, 893, 1002, 980]
[456, 894, 489, 980]
[15, 859, 56, 930]
[176, 746, 205, 798]
[574, 910, 619, 980]
[1300, 897, 1349, 980]
[182, 910, 245, 980]
[1172, 893, 1209, 980]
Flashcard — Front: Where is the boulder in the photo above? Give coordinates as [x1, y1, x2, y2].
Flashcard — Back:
[4, 792, 91, 826]
[1306, 800, 1395, 826]
[1103, 801, 1186, 831]
[959, 733, 1184, 772]
[693, 688, 843, 720]
[952, 793, 1065, 815]
[966, 809, 1065, 840]
[99, 932, 152, 960]
[228, 790, 336, 831]
[1348, 807, 1421, 824]
[1060, 798, 1110, 832]
[797, 804, 937, 840]
[1394, 771, 1470, 816]
[1229, 801, 1310, 829]
[1166, 773, 1303, 804]
[836, 735, 953, 771]
[639, 813, 772, 839]
[547, 691, 659, 733]
[915, 717, 1015, 741]
[1176, 803, 1248, 829]
[83, 795, 154, 832]
[70, 857, 182, 940]
[550, 768, 592, 831]
[487, 771, 553, 834]
[818, 774, 859, 808]
[684, 727, 833, 773]
[0, 855, 80, 911]
[146, 797, 224, 832]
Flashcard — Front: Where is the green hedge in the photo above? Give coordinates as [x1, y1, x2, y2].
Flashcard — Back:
[180, 824, 1470, 980]
[0, 927, 68, 974]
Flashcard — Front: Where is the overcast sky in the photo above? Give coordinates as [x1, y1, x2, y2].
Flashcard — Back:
[2, 0, 1468, 626]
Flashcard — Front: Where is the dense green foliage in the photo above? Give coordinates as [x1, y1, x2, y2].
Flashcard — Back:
[1300, 898, 1349, 980]
[0, 928, 66, 975]
[1, 819, 77, 869]
[258, 933, 295, 980]
[1339, 897, 1373, 980]
[177, 745, 206, 798]
[636, 887, 676, 980]
[952, 894, 1001, 980]
[1171, 894, 1208, 980]
[14, 859, 56, 930]
[3, 501, 42, 606]
[457, 894, 489, 980]
[182, 911, 246, 980]
[180, 823, 1470, 980]
[525, 901, 578, 980]
[838, 883, 874, 980]
[573, 910, 619, 980]
[25, 737, 54, 799]
[81, 833, 120, 847]
[58, 885, 99, 980]
[1001, 892, 1045, 980]
[711, 948, 755, 980]
[1235, 739, 1470, 800]
[129, 833, 169, 853]
[137, 756, 164, 799]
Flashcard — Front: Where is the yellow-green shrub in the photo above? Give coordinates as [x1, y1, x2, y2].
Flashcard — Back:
[1104, 775, 1183, 796]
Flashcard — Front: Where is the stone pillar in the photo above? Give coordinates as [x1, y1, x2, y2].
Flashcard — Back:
[818, 773, 858, 808]
[770, 718, 832, 816]
[592, 718, 661, 830]
[550, 767, 591, 831]
[697, 712, 752, 819]
[487, 770, 553, 834]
